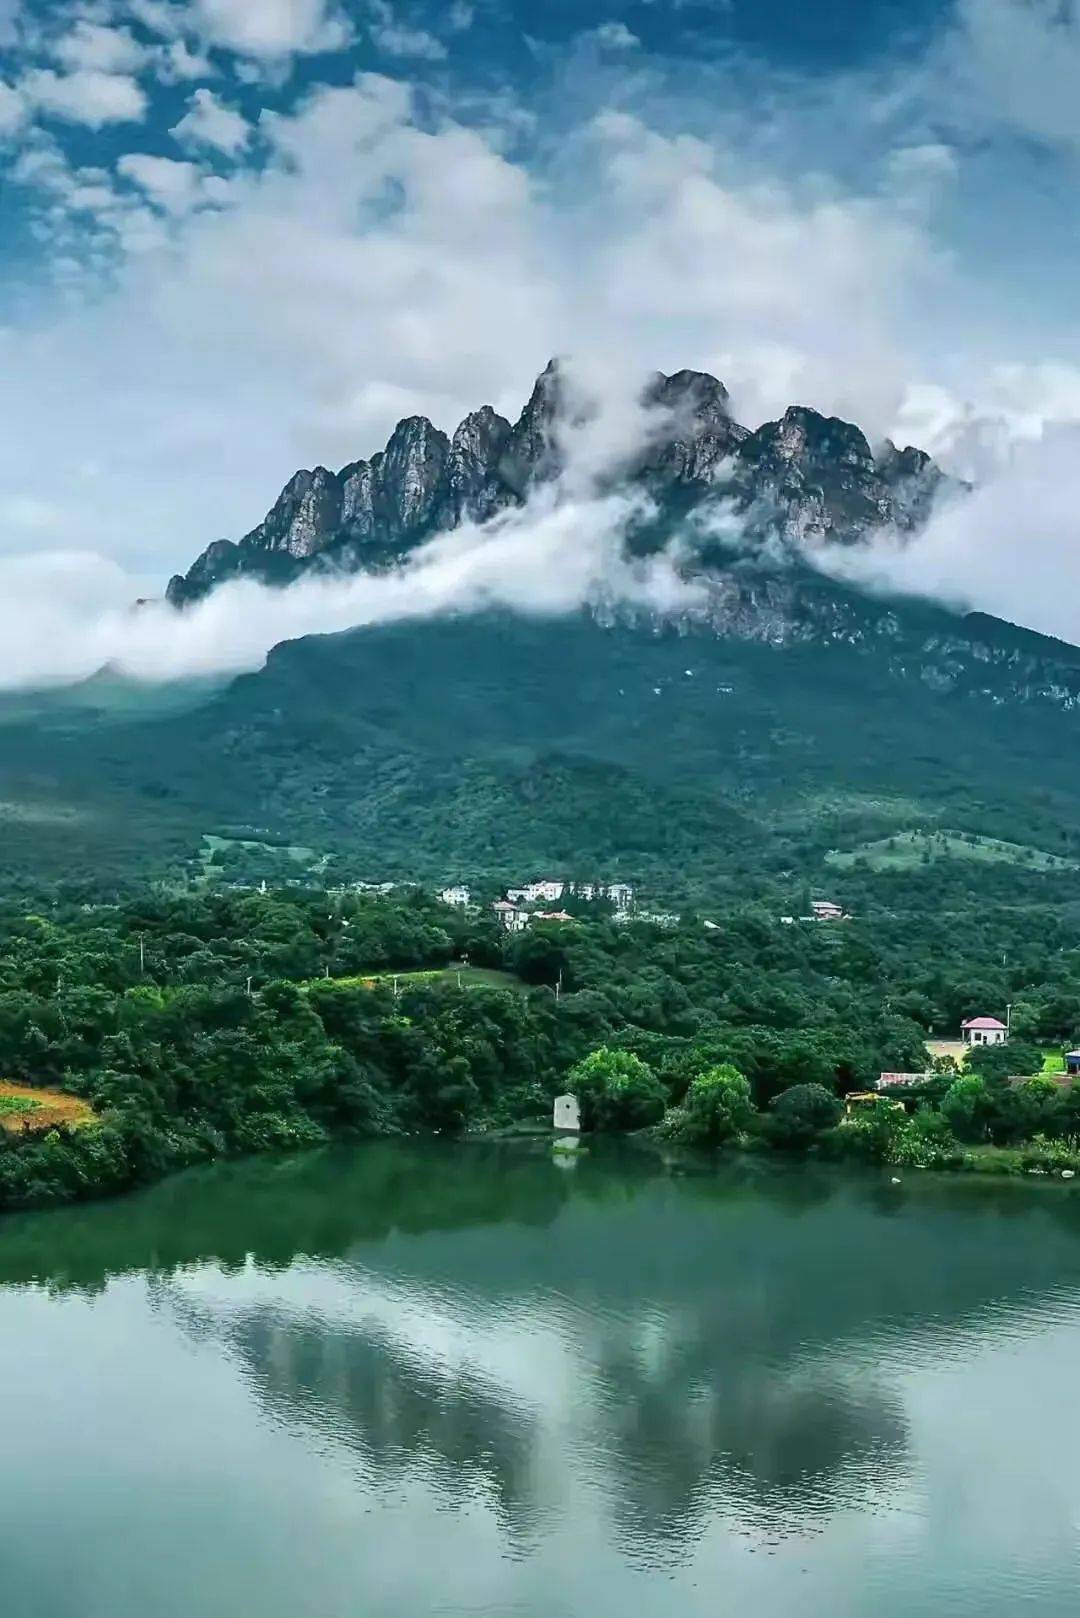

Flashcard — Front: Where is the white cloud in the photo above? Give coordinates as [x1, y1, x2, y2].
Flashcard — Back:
[0, 78, 25, 135]
[583, 22, 641, 50]
[158, 38, 215, 81]
[51, 20, 148, 75]
[171, 86, 250, 154]
[814, 428, 1080, 645]
[368, 2, 447, 61]
[0, 486, 700, 688]
[19, 67, 148, 127]
[189, 0, 350, 60]
[942, 0, 1080, 151]
[117, 153, 206, 214]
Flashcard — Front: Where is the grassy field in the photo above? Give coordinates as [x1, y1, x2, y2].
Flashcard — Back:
[827, 829, 1077, 874]
[305, 965, 529, 995]
[0, 1084, 97, 1136]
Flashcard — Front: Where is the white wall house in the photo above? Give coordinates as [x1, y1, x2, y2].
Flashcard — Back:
[439, 886, 472, 908]
[961, 1016, 1008, 1046]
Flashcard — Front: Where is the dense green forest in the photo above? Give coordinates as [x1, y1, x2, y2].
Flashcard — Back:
[5, 881, 1080, 1211]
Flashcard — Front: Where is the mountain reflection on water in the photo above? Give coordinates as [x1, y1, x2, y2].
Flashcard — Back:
[6, 1141, 1080, 1617]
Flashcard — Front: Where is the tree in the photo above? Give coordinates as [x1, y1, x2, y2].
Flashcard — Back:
[768, 1083, 842, 1146]
[941, 1074, 990, 1143]
[568, 1046, 666, 1132]
[672, 1063, 754, 1147]
[966, 1041, 1042, 1083]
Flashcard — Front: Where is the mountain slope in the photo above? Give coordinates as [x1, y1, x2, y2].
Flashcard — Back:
[5, 588, 1080, 895]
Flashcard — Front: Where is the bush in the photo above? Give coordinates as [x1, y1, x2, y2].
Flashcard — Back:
[767, 1083, 842, 1147]
[887, 1110, 963, 1169]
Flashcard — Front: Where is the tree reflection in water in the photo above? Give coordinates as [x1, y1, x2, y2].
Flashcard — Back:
[9, 1138, 1080, 1572]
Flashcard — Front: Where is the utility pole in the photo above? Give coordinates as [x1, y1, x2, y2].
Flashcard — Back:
[139, 934, 146, 977]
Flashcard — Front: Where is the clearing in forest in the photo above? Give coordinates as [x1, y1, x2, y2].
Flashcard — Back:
[827, 830, 1077, 873]
[305, 966, 528, 995]
[0, 1084, 97, 1136]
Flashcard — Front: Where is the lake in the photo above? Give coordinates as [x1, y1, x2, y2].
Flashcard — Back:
[4, 1140, 1080, 1617]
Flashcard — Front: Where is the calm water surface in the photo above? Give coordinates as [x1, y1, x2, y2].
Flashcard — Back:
[5, 1141, 1080, 1617]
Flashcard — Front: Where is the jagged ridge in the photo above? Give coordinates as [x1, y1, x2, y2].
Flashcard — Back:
[166, 361, 950, 606]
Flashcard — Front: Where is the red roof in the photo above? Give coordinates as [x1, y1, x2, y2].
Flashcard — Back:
[962, 1017, 1007, 1030]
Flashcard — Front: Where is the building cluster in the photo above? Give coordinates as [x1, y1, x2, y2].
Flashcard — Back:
[438, 879, 636, 931]
[779, 899, 852, 925]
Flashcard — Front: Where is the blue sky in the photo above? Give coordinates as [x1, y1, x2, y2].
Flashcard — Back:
[0, 0, 1078, 616]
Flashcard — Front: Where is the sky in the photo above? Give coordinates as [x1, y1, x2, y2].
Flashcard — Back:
[1, 0, 1080, 677]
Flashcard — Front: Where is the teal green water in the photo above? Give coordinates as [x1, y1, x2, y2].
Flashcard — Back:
[5, 1142, 1080, 1617]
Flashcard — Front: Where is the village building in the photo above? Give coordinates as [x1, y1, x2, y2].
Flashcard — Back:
[491, 900, 529, 934]
[811, 900, 846, 921]
[534, 910, 574, 923]
[876, 1072, 932, 1091]
[439, 886, 472, 908]
[961, 1016, 1008, 1047]
[1067, 1051, 1080, 1077]
[506, 880, 564, 904]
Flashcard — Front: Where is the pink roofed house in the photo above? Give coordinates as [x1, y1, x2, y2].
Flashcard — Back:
[961, 1016, 1008, 1047]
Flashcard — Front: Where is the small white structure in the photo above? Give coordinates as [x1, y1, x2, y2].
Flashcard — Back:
[811, 900, 845, 921]
[961, 1016, 1008, 1046]
[607, 884, 634, 913]
[439, 885, 471, 908]
[554, 1094, 581, 1132]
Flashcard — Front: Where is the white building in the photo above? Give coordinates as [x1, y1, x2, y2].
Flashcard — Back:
[607, 883, 634, 913]
[507, 880, 566, 904]
[961, 1016, 1008, 1046]
[439, 886, 472, 908]
[553, 1094, 581, 1132]
[811, 900, 845, 921]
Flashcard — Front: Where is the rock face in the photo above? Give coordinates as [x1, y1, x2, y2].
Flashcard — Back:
[166, 360, 954, 606]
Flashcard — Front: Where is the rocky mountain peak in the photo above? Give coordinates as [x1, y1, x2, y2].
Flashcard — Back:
[166, 360, 954, 606]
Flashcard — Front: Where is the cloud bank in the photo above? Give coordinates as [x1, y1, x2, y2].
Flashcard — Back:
[0, 485, 702, 690]
[813, 430, 1080, 647]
